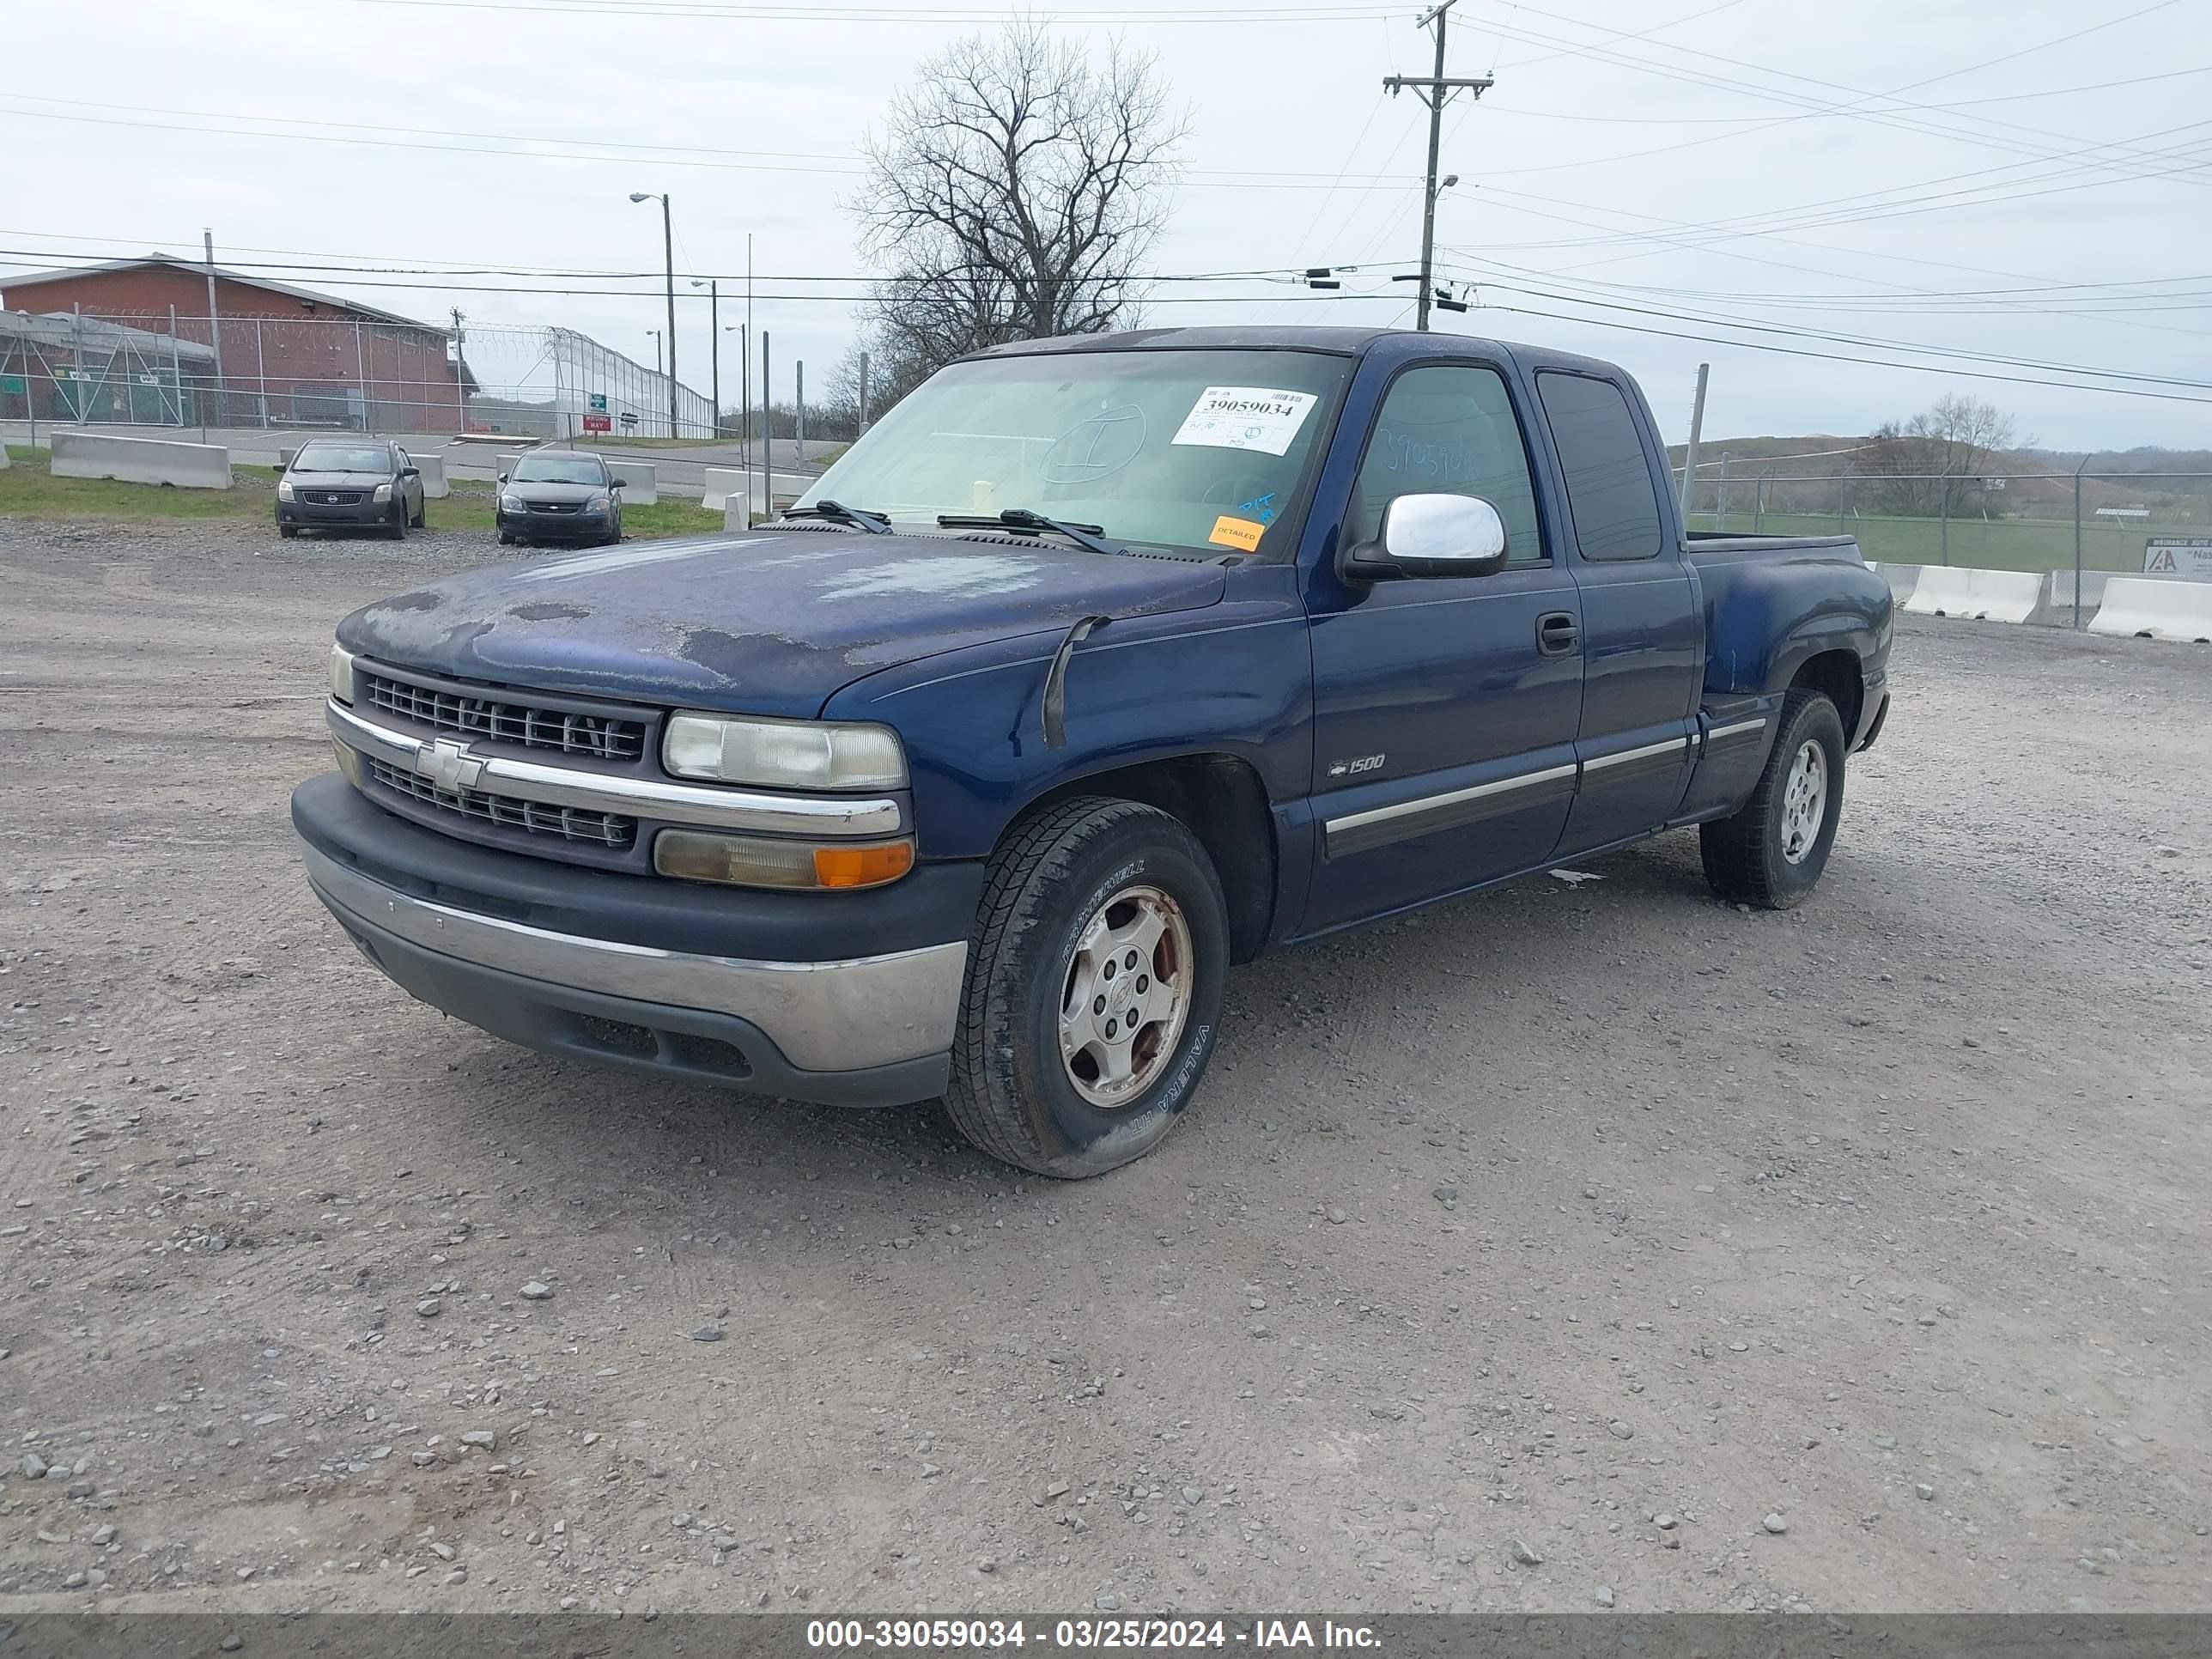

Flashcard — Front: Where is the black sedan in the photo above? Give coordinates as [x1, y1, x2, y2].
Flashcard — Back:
[496, 451, 626, 547]
[277, 440, 426, 539]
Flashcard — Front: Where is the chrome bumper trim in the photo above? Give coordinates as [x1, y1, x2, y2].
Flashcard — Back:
[327, 700, 902, 838]
[301, 842, 963, 1072]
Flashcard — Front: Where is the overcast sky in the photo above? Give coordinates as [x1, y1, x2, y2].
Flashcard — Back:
[7, 0, 2209, 451]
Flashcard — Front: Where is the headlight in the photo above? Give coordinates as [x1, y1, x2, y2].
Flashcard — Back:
[586, 491, 611, 511]
[373, 483, 393, 503]
[277, 478, 295, 501]
[654, 830, 915, 890]
[329, 643, 356, 704]
[500, 493, 523, 511]
[663, 714, 907, 792]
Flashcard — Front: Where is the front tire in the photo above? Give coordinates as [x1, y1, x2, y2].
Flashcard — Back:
[945, 797, 1229, 1179]
[385, 502, 406, 541]
[1700, 689, 1847, 909]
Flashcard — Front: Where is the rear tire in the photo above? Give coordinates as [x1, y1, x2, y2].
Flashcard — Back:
[1700, 689, 1846, 910]
[945, 797, 1229, 1179]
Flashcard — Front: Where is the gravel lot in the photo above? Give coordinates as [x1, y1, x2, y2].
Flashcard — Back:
[1, 515, 2208, 1617]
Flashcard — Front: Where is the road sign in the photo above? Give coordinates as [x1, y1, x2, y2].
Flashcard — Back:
[619, 411, 639, 429]
[587, 392, 608, 413]
[2144, 537, 2212, 580]
[582, 413, 611, 433]
[0, 374, 25, 395]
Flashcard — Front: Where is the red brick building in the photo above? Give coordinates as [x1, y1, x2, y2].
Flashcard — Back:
[1, 256, 474, 432]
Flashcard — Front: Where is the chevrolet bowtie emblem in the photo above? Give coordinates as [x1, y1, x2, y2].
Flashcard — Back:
[415, 737, 486, 793]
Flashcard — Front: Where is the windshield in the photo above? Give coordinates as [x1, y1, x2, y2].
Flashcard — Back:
[293, 444, 390, 473]
[512, 454, 608, 485]
[797, 349, 1351, 556]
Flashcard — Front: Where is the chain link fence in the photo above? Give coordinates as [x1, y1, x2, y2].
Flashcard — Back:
[0, 311, 714, 440]
[1680, 467, 2212, 579]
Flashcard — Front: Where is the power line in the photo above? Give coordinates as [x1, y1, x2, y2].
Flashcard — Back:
[1457, 300, 2212, 406]
[1429, 268, 2212, 392]
[0, 97, 1425, 190]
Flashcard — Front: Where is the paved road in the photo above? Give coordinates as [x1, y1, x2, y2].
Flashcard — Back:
[1, 514, 2207, 1616]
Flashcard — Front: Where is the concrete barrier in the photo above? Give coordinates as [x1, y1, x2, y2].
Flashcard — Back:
[1899, 565, 2042, 623]
[0, 440, 9, 470]
[702, 466, 745, 512]
[52, 430, 232, 490]
[411, 453, 449, 500]
[2088, 577, 2212, 644]
[607, 460, 657, 506]
[1873, 562, 1920, 605]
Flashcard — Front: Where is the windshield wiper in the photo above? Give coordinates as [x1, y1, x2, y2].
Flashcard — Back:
[937, 507, 1126, 557]
[781, 499, 893, 535]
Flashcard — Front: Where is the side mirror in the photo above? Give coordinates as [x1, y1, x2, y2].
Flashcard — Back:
[610, 477, 629, 489]
[1345, 494, 1510, 581]
[496, 472, 509, 483]
[399, 465, 419, 478]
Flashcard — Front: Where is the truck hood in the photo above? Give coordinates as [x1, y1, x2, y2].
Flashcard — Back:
[336, 528, 1229, 718]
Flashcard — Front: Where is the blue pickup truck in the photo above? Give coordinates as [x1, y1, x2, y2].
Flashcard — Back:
[294, 325, 1891, 1176]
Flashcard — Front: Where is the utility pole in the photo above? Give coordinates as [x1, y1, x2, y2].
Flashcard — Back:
[451, 307, 466, 430]
[202, 229, 225, 428]
[1677, 362, 1710, 524]
[744, 233, 754, 458]
[1384, 1, 1492, 331]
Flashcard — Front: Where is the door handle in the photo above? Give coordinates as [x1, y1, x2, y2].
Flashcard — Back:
[1536, 612, 1579, 656]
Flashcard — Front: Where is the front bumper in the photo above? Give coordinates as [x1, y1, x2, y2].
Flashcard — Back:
[293, 773, 977, 1106]
[499, 506, 612, 538]
[281, 496, 396, 527]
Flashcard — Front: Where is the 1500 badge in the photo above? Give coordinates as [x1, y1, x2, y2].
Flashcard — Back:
[1327, 754, 1386, 778]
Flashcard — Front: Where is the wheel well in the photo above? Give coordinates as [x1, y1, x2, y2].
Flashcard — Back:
[1021, 756, 1276, 963]
[1790, 648, 1863, 738]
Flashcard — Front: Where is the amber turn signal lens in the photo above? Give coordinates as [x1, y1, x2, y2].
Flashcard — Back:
[653, 830, 915, 890]
[811, 841, 915, 889]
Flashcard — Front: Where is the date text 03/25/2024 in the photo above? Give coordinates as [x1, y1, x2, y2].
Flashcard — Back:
[804, 1620, 1381, 1650]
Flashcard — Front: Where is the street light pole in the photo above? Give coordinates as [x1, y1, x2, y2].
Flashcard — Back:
[629, 191, 677, 436]
[648, 330, 662, 377]
[693, 278, 720, 435]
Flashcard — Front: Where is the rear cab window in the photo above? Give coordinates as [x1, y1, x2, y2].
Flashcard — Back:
[1534, 373, 1666, 562]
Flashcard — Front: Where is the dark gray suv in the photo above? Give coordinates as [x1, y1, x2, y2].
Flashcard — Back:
[278, 441, 426, 539]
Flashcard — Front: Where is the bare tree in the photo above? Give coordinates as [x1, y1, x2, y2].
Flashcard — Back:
[1863, 393, 2019, 515]
[848, 21, 1185, 407]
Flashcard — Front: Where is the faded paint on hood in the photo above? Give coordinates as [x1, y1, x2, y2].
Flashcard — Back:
[335, 529, 1230, 718]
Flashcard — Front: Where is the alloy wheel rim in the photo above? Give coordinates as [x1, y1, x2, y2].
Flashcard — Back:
[1057, 884, 1194, 1109]
[1779, 739, 1828, 865]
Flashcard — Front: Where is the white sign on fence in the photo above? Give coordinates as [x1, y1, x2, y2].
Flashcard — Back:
[2143, 537, 2212, 580]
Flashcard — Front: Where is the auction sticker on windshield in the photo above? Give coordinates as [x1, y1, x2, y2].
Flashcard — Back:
[1172, 386, 1318, 456]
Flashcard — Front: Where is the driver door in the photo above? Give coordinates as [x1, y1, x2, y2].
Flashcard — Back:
[1297, 362, 1584, 935]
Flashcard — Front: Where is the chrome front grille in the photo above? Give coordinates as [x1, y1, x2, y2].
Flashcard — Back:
[367, 757, 636, 849]
[359, 670, 646, 763]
